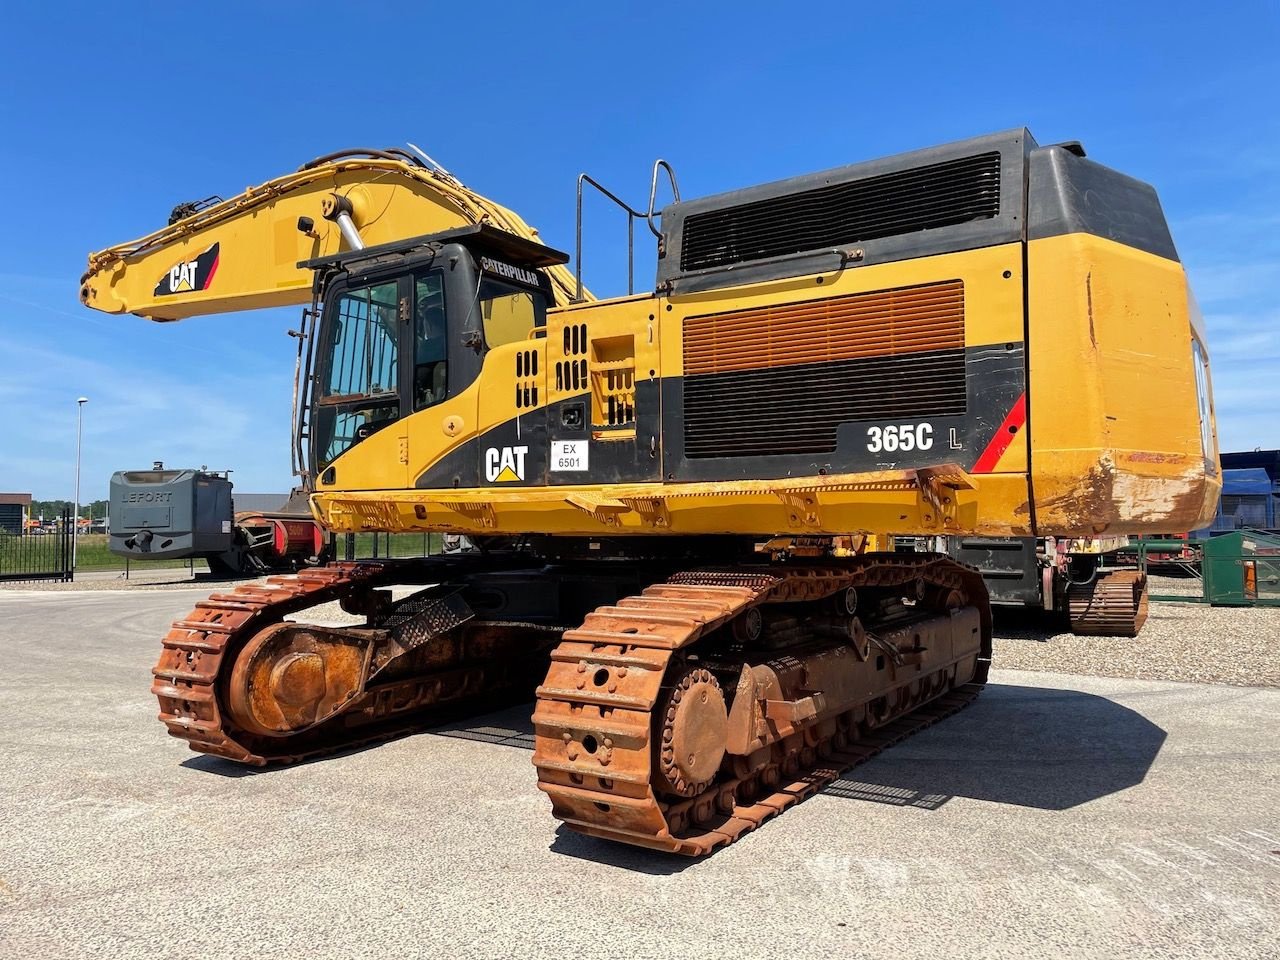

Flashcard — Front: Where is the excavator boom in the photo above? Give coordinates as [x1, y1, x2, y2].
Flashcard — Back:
[80, 149, 584, 320]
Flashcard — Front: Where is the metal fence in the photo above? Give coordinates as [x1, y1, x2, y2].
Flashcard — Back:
[0, 508, 73, 583]
[336, 532, 445, 562]
[1128, 533, 1280, 607]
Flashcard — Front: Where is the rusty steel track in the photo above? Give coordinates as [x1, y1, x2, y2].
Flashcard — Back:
[532, 555, 990, 855]
[1067, 569, 1149, 637]
[158, 552, 993, 858]
[152, 559, 549, 765]
[154, 564, 380, 764]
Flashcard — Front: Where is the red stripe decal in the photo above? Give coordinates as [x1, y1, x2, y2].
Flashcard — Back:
[972, 392, 1027, 474]
[202, 254, 220, 290]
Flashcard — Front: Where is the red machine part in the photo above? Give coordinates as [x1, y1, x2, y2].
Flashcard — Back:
[235, 513, 325, 563]
[271, 518, 325, 559]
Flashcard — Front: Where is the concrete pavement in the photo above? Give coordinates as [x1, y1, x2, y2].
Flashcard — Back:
[1, 588, 1276, 959]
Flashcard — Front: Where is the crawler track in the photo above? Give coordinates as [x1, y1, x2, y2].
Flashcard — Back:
[533, 556, 990, 855]
[1067, 569, 1149, 637]
[158, 553, 992, 857]
[152, 559, 549, 764]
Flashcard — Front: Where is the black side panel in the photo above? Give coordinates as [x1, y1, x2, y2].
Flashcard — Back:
[663, 343, 1026, 482]
[415, 390, 662, 490]
[682, 348, 967, 459]
[1026, 146, 1179, 262]
[679, 152, 1002, 272]
[945, 536, 1042, 606]
[544, 381, 663, 485]
[658, 129, 1033, 295]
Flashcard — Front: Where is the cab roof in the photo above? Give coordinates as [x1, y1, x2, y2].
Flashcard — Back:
[299, 223, 569, 273]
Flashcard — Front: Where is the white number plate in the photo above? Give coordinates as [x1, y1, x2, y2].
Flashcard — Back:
[866, 423, 934, 453]
[550, 439, 589, 471]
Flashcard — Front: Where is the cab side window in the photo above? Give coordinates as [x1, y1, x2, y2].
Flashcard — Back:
[414, 273, 448, 410]
[480, 277, 544, 349]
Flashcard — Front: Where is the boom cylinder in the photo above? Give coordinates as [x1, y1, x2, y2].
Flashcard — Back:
[321, 193, 365, 250]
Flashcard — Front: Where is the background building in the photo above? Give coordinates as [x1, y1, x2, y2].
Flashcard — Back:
[0, 493, 32, 534]
[1208, 450, 1279, 533]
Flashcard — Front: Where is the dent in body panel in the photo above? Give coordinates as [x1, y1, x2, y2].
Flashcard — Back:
[1111, 466, 1214, 530]
[1032, 452, 1217, 536]
[1026, 230, 1216, 538]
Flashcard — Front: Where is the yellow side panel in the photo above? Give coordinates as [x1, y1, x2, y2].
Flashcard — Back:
[547, 294, 659, 416]
[1027, 234, 1220, 535]
[320, 418, 408, 495]
[660, 242, 1026, 376]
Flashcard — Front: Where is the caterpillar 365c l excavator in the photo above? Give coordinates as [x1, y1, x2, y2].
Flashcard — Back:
[82, 130, 1219, 854]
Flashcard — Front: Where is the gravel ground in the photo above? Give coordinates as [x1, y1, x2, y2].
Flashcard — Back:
[1147, 571, 1205, 597]
[992, 572, 1280, 688]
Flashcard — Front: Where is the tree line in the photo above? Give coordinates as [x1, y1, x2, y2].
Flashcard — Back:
[29, 499, 109, 522]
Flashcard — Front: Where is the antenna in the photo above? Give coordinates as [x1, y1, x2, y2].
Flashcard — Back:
[406, 143, 459, 183]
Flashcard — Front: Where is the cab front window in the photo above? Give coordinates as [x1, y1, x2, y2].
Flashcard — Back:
[315, 279, 400, 468]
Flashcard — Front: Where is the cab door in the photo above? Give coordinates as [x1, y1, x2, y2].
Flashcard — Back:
[403, 265, 481, 490]
[404, 249, 554, 491]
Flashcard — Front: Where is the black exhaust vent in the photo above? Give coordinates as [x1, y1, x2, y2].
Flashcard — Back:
[680, 152, 1001, 273]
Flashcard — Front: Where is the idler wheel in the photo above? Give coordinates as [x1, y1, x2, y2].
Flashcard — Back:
[227, 622, 367, 737]
[655, 666, 728, 799]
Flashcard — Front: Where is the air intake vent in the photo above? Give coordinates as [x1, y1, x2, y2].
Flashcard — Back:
[682, 281, 967, 458]
[680, 153, 1001, 273]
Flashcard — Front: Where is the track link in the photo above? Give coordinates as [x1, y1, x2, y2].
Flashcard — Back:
[154, 564, 383, 764]
[532, 556, 990, 855]
[1067, 569, 1149, 637]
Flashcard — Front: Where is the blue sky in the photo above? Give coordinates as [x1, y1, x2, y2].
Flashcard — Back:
[1, 1, 1277, 502]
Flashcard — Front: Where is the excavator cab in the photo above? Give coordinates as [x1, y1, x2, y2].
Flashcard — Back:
[304, 224, 567, 486]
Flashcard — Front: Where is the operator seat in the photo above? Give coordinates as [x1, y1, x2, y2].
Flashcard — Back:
[414, 286, 447, 408]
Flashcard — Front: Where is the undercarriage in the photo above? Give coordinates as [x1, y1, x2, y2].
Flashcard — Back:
[154, 549, 991, 854]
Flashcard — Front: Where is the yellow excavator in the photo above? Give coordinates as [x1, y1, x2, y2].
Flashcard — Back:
[82, 131, 1219, 854]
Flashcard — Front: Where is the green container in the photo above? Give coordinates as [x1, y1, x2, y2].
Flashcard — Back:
[1202, 530, 1280, 606]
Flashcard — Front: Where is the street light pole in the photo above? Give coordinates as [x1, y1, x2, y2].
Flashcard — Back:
[74, 397, 88, 571]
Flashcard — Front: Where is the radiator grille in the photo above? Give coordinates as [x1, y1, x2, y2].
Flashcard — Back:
[681, 281, 967, 459]
[680, 152, 1001, 273]
[684, 280, 964, 375]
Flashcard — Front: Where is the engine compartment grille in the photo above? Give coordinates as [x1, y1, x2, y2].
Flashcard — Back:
[681, 281, 967, 459]
[679, 152, 1001, 273]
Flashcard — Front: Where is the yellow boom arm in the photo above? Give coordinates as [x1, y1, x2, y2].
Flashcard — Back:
[80, 149, 585, 321]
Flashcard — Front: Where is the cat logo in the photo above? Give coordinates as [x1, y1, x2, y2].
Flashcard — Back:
[154, 242, 220, 296]
[485, 445, 528, 483]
